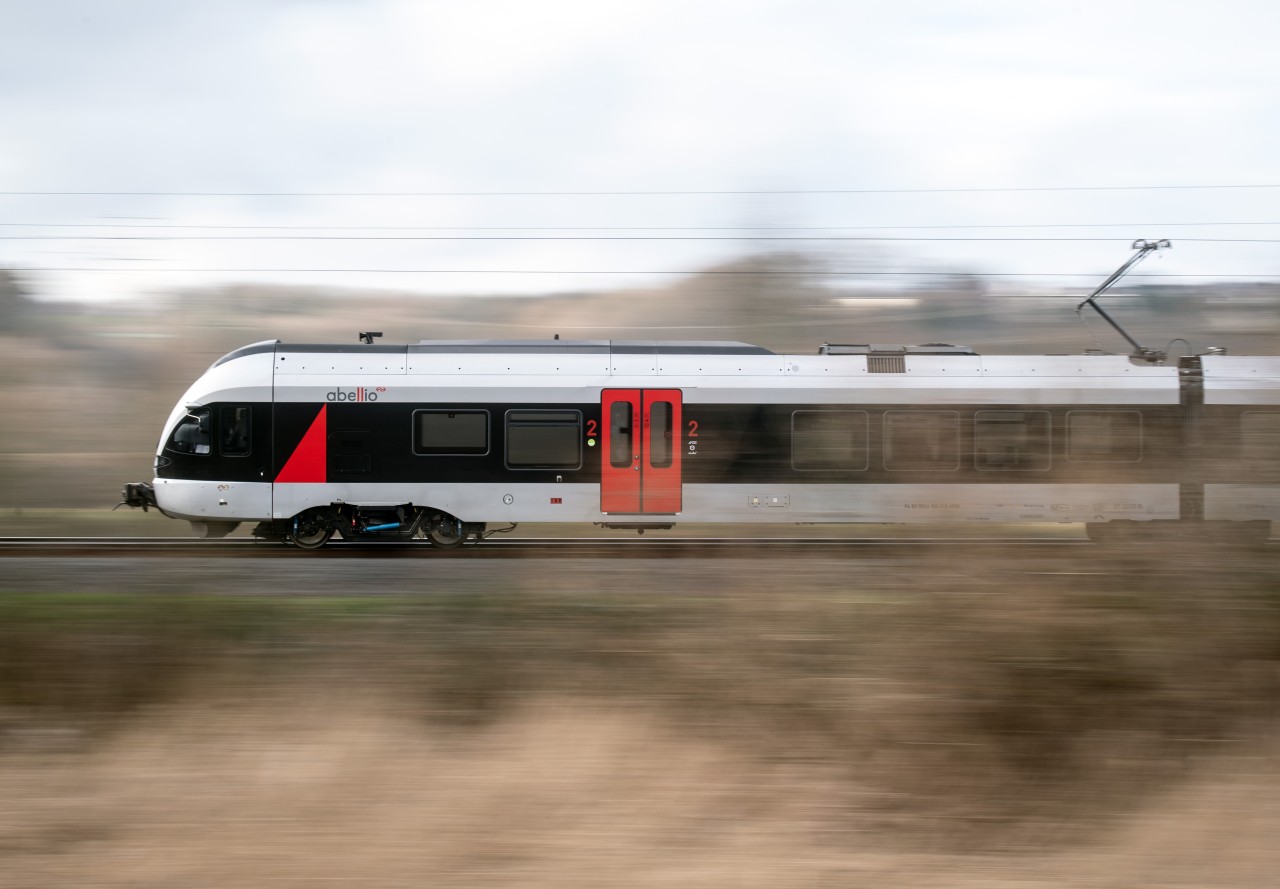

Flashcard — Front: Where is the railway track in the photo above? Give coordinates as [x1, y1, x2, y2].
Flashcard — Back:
[0, 535, 1096, 559]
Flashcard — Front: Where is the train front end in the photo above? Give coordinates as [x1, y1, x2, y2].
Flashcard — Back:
[121, 341, 278, 538]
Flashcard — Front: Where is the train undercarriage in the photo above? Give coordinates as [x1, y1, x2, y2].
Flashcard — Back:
[250, 504, 491, 549]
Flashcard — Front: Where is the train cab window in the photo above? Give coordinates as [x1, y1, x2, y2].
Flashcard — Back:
[1241, 412, 1280, 463]
[610, 401, 633, 469]
[792, 411, 869, 470]
[166, 408, 211, 456]
[650, 401, 673, 469]
[1067, 411, 1142, 462]
[974, 411, 1051, 471]
[884, 411, 960, 471]
[220, 406, 252, 457]
[507, 410, 582, 469]
[414, 410, 489, 456]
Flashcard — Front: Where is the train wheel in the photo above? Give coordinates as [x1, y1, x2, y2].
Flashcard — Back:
[426, 514, 466, 549]
[290, 511, 334, 549]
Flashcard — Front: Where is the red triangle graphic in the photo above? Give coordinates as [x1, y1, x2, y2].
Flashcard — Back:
[276, 405, 327, 483]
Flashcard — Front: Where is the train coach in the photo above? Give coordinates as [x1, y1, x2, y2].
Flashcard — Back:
[120, 335, 1280, 548]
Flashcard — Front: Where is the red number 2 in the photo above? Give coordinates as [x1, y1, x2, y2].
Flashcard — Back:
[586, 419, 599, 437]
[687, 420, 699, 438]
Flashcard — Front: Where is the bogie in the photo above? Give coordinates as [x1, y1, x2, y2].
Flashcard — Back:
[253, 504, 483, 549]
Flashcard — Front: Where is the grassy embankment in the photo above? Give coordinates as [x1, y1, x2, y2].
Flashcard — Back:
[1, 546, 1277, 885]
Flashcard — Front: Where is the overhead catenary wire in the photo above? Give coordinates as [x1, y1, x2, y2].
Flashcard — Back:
[2, 235, 1280, 243]
[3, 183, 1280, 197]
[5, 221, 1280, 232]
[12, 267, 1278, 278]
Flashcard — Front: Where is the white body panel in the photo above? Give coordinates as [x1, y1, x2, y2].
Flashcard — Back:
[1203, 355, 1280, 405]
[155, 479, 273, 521]
[271, 481, 1179, 525]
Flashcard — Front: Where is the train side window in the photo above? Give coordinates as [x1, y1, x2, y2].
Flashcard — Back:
[884, 411, 960, 471]
[610, 401, 633, 469]
[414, 410, 489, 456]
[220, 406, 252, 457]
[1241, 412, 1280, 463]
[507, 410, 582, 469]
[166, 408, 211, 456]
[974, 411, 1050, 471]
[1066, 411, 1142, 462]
[792, 411, 869, 470]
[650, 401, 673, 469]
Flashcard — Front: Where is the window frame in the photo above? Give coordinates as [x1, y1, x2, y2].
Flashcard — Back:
[165, 407, 212, 457]
[790, 409, 871, 471]
[1065, 410, 1144, 464]
[505, 409, 584, 471]
[609, 401, 633, 469]
[219, 405, 252, 458]
[412, 409, 491, 457]
[882, 410, 961, 472]
[973, 410, 1052, 472]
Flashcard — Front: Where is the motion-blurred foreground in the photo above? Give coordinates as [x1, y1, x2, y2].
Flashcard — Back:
[1, 542, 1277, 886]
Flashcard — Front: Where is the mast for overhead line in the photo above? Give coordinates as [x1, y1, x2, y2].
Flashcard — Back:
[1076, 238, 1171, 363]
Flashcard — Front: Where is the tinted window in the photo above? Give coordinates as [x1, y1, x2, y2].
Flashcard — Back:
[167, 409, 211, 456]
[792, 411, 869, 470]
[610, 401, 633, 469]
[884, 411, 960, 471]
[650, 401, 673, 468]
[975, 411, 1051, 471]
[415, 410, 489, 456]
[507, 410, 582, 469]
[220, 406, 252, 457]
[1067, 411, 1142, 462]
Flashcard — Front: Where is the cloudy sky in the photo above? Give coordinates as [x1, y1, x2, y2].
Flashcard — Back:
[1, 0, 1278, 302]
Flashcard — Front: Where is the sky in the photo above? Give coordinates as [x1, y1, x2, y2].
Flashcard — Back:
[1, 0, 1278, 302]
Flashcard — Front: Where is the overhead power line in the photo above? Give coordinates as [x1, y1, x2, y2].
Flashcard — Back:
[3, 235, 1279, 244]
[4, 221, 1280, 233]
[13, 267, 1278, 278]
[2, 184, 1280, 197]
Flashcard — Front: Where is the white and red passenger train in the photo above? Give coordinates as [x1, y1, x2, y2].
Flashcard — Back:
[120, 243, 1280, 548]
[119, 335, 1280, 548]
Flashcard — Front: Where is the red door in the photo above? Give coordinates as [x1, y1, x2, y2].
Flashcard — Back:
[601, 389, 682, 514]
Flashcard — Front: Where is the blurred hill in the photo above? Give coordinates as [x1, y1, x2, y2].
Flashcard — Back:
[2, 258, 1280, 509]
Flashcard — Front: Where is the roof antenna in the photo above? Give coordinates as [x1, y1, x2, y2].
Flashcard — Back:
[1076, 239, 1171, 364]
[359, 331, 383, 344]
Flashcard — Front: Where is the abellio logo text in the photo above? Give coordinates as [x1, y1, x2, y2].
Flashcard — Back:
[327, 386, 385, 403]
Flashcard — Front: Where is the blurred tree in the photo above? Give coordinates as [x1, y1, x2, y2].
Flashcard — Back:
[0, 270, 34, 332]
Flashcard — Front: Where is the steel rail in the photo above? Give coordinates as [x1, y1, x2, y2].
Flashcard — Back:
[0, 535, 1095, 559]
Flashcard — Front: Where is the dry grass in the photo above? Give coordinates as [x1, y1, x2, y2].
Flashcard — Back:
[1, 546, 1278, 885]
[1, 692, 1276, 888]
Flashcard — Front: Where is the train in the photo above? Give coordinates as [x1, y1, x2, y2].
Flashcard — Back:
[120, 243, 1280, 547]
